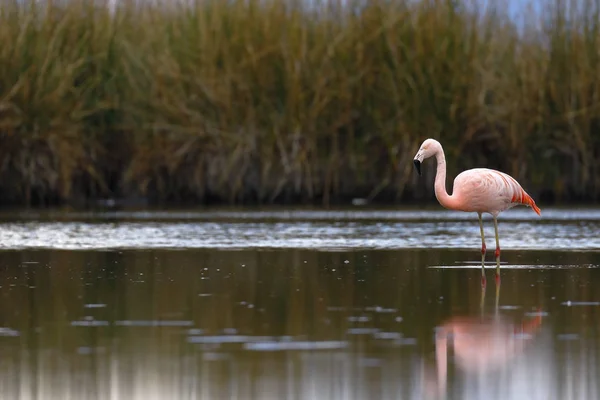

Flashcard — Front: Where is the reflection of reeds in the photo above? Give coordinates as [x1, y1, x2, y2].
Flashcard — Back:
[0, 249, 594, 398]
[0, 0, 599, 206]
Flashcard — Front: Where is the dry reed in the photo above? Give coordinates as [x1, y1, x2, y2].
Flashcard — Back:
[0, 0, 597, 207]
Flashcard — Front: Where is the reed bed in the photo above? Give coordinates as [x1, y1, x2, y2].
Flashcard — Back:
[0, 0, 598, 207]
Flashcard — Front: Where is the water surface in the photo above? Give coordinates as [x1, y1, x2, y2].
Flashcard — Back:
[0, 207, 597, 400]
[0, 207, 598, 250]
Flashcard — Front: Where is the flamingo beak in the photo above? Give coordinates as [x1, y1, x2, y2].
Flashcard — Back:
[413, 159, 422, 176]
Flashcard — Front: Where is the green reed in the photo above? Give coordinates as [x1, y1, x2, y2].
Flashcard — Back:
[0, 0, 598, 207]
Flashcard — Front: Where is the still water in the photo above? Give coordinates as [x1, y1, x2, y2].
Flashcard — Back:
[0, 207, 598, 400]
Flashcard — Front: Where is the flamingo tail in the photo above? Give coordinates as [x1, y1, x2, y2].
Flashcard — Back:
[522, 192, 541, 216]
[511, 186, 541, 216]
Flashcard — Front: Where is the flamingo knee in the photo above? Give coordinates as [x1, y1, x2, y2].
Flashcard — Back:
[495, 247, 500, 259]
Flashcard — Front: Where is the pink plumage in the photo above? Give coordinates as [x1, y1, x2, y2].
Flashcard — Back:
[447, 168, 541, 216]
[413, 138, 541, 285]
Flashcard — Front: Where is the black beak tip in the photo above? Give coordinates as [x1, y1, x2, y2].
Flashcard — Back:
[413, 160, 422, 176]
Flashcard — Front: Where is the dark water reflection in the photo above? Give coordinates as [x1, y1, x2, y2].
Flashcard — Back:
[0, 248, 598, 399]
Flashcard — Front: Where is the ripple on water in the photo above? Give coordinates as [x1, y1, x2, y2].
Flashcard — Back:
[71, 319, 194, 327]
[557, 334, 580, 341]
[71, 320, 109, 327]
[185, 327, 410, 350]
[373, 332, 403, 340]
[561, 301, 600, 306]
[83, 303, 107, 309]
[243, 340, 349, 351]
[346, 328, 380, 335]
[0, 208, 597, 250]
[0, 327, 19, 337]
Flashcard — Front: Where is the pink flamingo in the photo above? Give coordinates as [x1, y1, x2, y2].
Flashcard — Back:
[413, 138, 541, 284]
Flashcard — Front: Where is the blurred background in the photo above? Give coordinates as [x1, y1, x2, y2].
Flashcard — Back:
[0, 0, 597, 209]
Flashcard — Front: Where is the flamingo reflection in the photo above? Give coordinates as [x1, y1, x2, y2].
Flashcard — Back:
[425, 281, 544, 399]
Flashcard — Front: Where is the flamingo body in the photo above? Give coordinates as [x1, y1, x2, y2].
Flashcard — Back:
[413, 138, 541, 282]
[448, 168, 541, 216]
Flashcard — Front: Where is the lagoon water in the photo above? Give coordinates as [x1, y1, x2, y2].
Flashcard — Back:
[0, 207, 598, 399]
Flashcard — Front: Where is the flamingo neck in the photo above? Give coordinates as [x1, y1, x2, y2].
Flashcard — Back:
[433, 148, 458, 210]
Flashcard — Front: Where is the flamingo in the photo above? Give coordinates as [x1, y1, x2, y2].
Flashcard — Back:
[413, 138, 541, 284]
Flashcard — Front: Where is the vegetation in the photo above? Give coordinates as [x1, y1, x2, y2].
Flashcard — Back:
[0, 0, 598, 207]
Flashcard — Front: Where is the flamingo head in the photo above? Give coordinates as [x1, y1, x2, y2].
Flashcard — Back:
[413, 138, 441, 176]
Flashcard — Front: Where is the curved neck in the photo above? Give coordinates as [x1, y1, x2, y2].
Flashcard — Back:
[433, 148, 457, 210]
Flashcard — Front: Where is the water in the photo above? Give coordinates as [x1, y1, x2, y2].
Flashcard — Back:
[2, 207, 600, 250]
[0, 207, 598, 399]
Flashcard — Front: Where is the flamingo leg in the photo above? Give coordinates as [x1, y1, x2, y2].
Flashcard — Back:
[478, 212, 486, 286]
[493, 216, 501, 283]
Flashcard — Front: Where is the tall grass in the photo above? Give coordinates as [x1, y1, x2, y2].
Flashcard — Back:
[0, 0, 598, 207]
